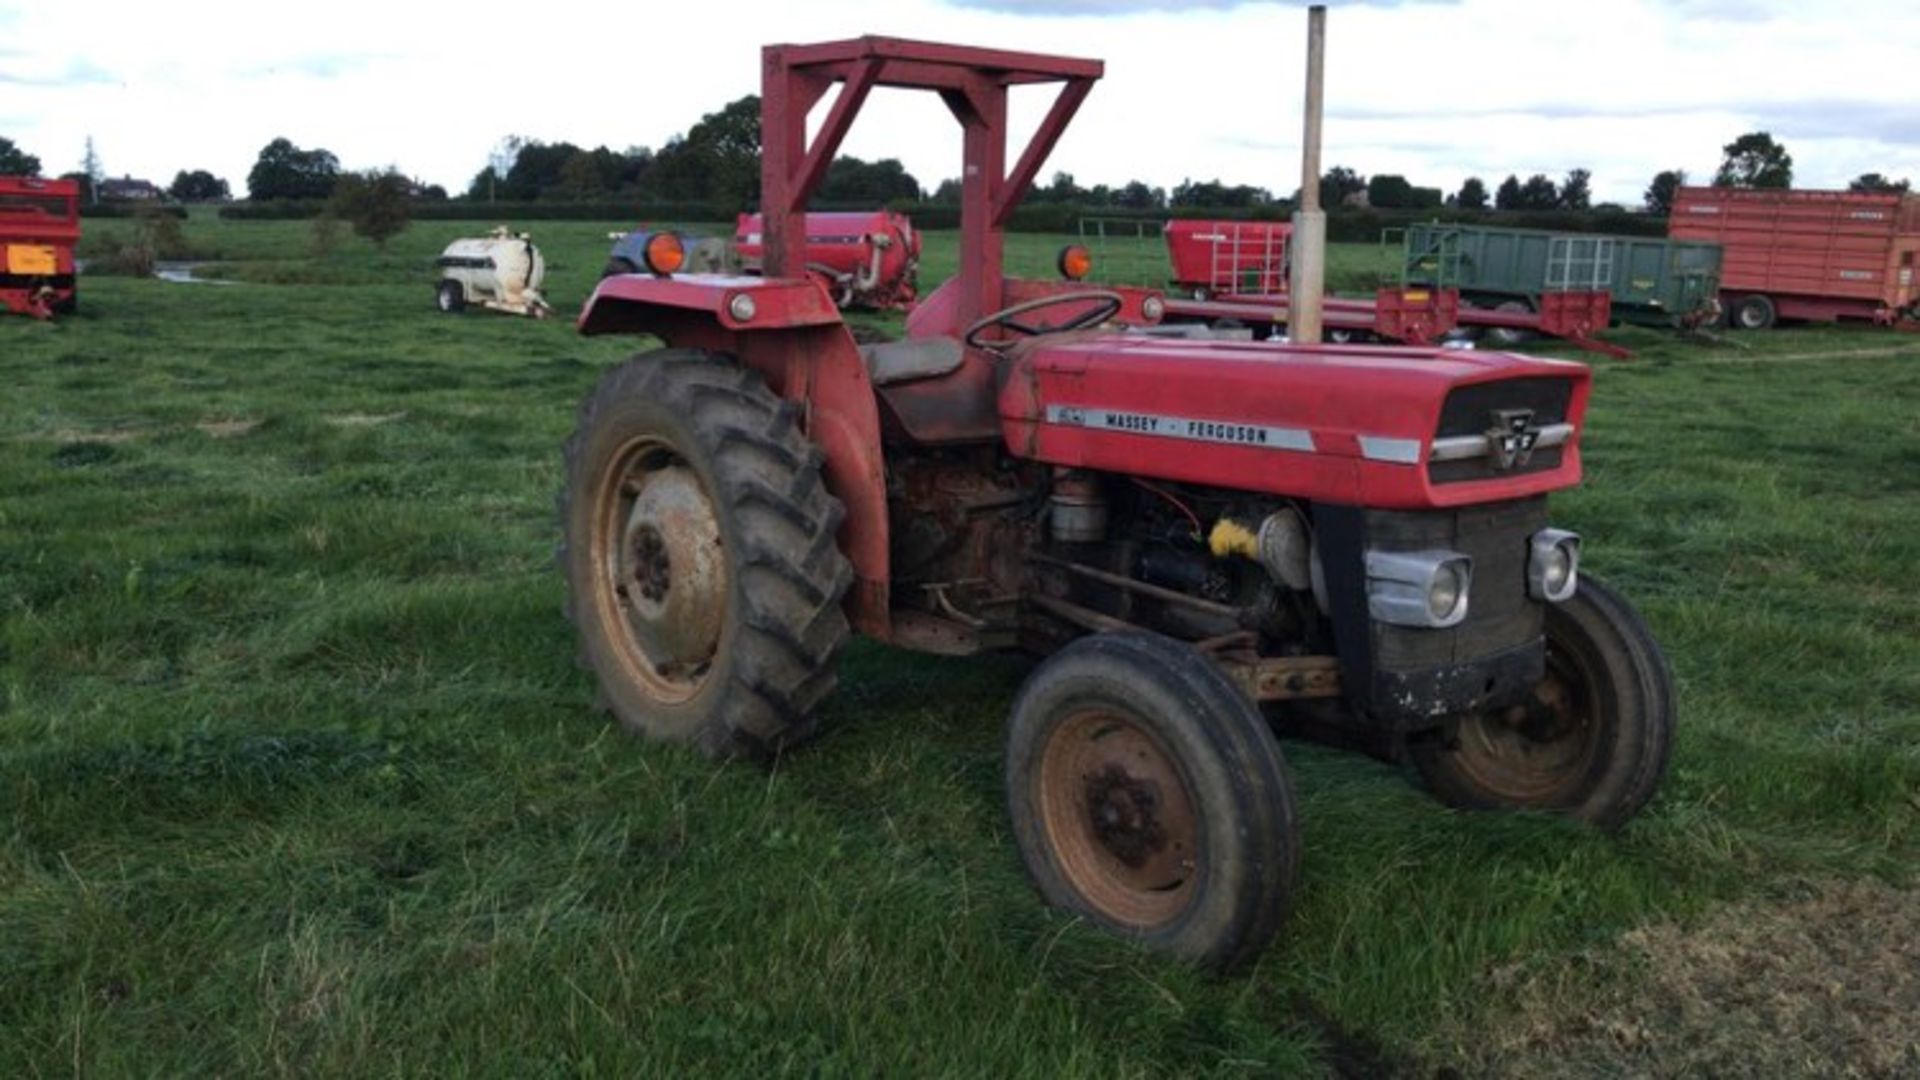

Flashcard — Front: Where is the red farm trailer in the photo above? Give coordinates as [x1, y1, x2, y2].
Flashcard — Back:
[556, 34, 1672, 969]
[734, 209, 921, 310]
[1165, 219, 1290, 300]
[1, 176, 80, 320]
[1669, 186, 1920, 330]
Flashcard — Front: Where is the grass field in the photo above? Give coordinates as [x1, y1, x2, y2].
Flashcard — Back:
[3, 212, 1918, 1076]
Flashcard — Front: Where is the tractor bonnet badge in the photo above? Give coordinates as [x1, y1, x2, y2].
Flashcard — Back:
[1487, 409, 1540, 470]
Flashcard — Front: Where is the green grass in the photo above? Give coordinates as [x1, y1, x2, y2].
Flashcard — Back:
[3, 214, 1917, 1075]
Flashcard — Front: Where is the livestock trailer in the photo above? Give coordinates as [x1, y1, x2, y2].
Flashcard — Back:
[1668, 186, 1920, 330]
[733, 209, 920, 310]
[1401, 221, 1721, 329]
[1, 175, 80, 320]
[1164, 219, 1290, 299]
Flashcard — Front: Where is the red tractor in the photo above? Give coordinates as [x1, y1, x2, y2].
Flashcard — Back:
[1, 176, 80, 320]
[558, 37, 1673, 969]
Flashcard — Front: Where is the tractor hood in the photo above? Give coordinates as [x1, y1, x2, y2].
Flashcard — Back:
[999, 334, 1592, 510]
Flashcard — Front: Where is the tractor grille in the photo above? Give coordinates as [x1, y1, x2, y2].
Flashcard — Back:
[1428, 378, 1574, 484]
[1366, 497, 1547, 670]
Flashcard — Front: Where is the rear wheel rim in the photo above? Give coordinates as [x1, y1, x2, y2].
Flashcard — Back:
[1035, 707, 1200, 930]
[1446, 628, 1605, 805]
[589, 435, 728, 706]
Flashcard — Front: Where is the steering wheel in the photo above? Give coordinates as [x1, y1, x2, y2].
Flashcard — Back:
[963, 290, 1125, 351]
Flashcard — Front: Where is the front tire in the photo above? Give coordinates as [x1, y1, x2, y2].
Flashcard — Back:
[1410, 576, 1674, 829]
[559, 349, 854, 759]
[436, 280, 465, 314]
[1006, 632, 1300, 970]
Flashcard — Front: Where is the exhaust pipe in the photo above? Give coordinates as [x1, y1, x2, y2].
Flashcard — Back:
[1291, 4, 1328, 345]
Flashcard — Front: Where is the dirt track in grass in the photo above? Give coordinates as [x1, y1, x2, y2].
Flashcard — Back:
[1440, 878, 1920, 1078]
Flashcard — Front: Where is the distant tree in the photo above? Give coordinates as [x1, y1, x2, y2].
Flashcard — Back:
[415, 183, 449, 202]
[464, 166, 501, 202]
[1116, 180, 1166, 210]
[0, 136, 41, 176]
[819, 156, 923, 203]
[1366, 174, 1416, 209]
[930, 177, 961, 204]
[1494, 174, 1523, 210]
[1410, 186, 1444, 209]
[1171, 178, 1270, 208]
[1518, 173, 1560, 210]
[1316, 165, 1365, 208]
[247, 137, 340, 200]
[1558, 168, 1592, 210]
[1644, 169, 1687, 215]
[1849, 172, 1910, 194]
[1455, 176, 1489, 210]
[646, 95, 761, 207]
[168, 169, 231, 202]
[1714, 131, 1792, 189]
[326, 169, 411, 250]
[81, 137, 102, 196]
[58, 171, 94, 204]
[1032, 170, 1084, 205]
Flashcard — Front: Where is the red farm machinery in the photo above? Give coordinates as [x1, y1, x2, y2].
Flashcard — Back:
[1, 176, 80, 320]
[607, 209, 922, 312]
[1152, 216, 1625, 355]
[556, 34, 1674, 968]
[736, 209, 921, 310]
[1669, 185, 1920, 331]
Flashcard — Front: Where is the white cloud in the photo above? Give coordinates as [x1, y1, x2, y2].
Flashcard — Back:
[2, 0, 1915, 202]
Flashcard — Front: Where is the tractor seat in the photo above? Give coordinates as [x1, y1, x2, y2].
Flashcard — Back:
[859, 336, 965, 387]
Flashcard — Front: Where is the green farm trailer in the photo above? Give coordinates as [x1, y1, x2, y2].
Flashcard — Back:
[1400, 222, 1722, 331]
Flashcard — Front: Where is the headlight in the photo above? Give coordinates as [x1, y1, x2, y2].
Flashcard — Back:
[727, 292, 757, 322]
[1141, 295, 1165, 322]
[1528, 528, 1580, 602]
[1365, 549, 1472, 629]
[1427, 562, 1466, 621]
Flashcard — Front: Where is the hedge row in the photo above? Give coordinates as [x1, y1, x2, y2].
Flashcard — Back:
[79, 204, 190, 220]
[208, 198, 1668, 242]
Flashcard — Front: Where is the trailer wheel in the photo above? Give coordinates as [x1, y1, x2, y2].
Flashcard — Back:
[1410, 576, 1674, 830]
[436, 280, 465, 314]
[53, 289, 77, 316]
[1732, 294, 1777, 331]
[1006, 632, 1299, 970]
[1485, 300, 1536, 346]
[558, 349, 854, 759]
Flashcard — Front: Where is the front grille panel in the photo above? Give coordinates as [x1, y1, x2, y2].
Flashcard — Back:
[1365, 497, 1548, 670]
[1429, 378, 1574, 484]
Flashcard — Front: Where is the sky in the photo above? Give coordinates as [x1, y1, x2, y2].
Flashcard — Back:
[2, 0, 1917, 205]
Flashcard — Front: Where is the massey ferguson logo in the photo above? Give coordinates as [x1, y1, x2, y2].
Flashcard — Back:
[1488, 409, 1541, 470]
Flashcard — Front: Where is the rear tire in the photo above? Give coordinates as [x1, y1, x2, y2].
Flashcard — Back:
[1732, 294, 1777, 331]
[1410, 576, 1674, 829]
[53, 289, 77, 316]
[1006, 632, 1300, 970]
[558, 349, 854, 759]
[436, 280, 465, 314]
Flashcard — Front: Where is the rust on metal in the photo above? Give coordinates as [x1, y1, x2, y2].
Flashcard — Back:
[1036, 706, 1199, 929]
[1219, 655, 1342, 701]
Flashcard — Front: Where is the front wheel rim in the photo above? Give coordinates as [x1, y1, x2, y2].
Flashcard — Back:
[1035, 707, 1201, 930]
[1445, 636, 1605, 805]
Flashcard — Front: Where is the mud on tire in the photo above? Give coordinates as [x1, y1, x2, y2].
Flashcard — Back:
[1005, 632, 1300, 970]
[558, 348, 854, 759]
[1410, 576, 1674, 830]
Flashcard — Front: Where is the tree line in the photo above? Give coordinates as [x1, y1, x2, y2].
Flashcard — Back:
[5, 122, 1911, 224]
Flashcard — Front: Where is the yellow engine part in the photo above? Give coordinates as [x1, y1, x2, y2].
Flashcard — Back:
[1207, 519, 1261, 560]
